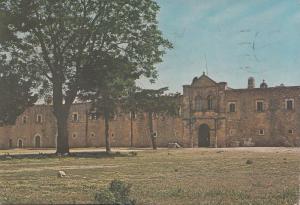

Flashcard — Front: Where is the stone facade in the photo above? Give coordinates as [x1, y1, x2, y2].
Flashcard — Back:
[0, 73, 299, 149]
[0, 103, 184, 149]
[182, 73, 300, 148]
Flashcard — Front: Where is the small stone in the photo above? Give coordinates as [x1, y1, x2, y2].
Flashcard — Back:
[57, 170, 66, 178]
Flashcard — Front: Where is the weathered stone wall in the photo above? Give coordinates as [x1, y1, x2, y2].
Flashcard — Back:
[225, 87, 300, 147]
[0, 74, 299, 149]
[0, 103, 184, 149]
[181, 74, 300, 148]
[9, 105, 57, 148]
[0, 125, 12, 149]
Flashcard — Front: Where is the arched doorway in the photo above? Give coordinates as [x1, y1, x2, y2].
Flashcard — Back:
[198, 124, 210, 147]
[18, 139, 23, 148]
[35, 135, 41, 148]
[9, 139, 13, 149]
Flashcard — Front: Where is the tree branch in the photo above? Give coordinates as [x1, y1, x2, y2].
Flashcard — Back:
[32, 29, 55, 75]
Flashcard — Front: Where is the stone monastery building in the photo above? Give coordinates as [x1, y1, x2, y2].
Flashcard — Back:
[0, 73, 299, 149]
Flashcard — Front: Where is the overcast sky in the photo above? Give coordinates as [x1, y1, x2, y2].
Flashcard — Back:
[138, 0, 300, 93]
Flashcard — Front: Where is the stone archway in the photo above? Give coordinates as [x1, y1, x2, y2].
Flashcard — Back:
[18, 139, 23, 148]
[35, 135, 41, 148]
[9, 139, 13, 149]
[198, 124, 210, 147]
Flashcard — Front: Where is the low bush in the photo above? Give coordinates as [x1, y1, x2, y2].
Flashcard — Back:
[246, 159, 253, 165]
[95, 180, 136, 205]
[129, 151, 138, 157]
[95, 189, 116, 204]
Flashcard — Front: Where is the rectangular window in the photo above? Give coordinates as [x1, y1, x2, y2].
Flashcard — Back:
[89, 112, 98, 120]
[229, 103, 236, 113]
[285, 99, 294, 110]
[288, 129, 294, 134]
[195, 96, 202, 111]
[72, 113, 79, 122]
[22, 116, 27, 124]
[256, 101, 264, 112]
[36, 115, 42, 123]
[207, 96, 213, 110]
[258, 129, 265, 135]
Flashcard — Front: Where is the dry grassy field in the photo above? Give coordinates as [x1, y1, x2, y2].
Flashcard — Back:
[0, 147, 299, 205]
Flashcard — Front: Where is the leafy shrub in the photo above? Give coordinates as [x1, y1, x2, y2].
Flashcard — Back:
[129, 151, 138, 156]
[109, 180, 135, 204]
[95, 180, 136, 205]
[95, 189, 116, 204]
[246, 159, 253, 165]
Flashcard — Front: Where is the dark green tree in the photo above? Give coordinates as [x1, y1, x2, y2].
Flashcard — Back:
[79, 55, 137, 153]
[0, 62, 37, 125]
[130, 88, 180, 150]
[0, 13, 38, 125]
[122, 86, 140, 148]
[0, 0, 172, 154]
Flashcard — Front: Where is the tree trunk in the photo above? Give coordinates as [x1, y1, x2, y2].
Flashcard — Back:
[130, 111, 134, 147]
[56, 113, 69, 154]
[52, 81, 71, 155]
[148, 112, 157, 150]
[104, 110, 111, 153]
[85, 108, 89, 147]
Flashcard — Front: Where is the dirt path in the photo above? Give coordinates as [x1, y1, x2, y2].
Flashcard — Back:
[1, 147, 300, 155]
[215, 147, 300, 153]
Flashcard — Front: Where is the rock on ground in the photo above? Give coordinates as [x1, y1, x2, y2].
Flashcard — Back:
[57, 170, 66, 178]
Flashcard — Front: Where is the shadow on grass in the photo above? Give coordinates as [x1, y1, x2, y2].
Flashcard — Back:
[0, 151, 138, 160]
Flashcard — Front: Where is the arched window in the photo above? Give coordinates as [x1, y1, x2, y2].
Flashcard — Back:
[35, 135, 41, 148]
[18, 139, 23, 148]
[194, 96, 202, 111]
[207, 96, 213, 110]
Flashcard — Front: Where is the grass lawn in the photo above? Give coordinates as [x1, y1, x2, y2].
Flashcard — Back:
[0, 147, 299, 205]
